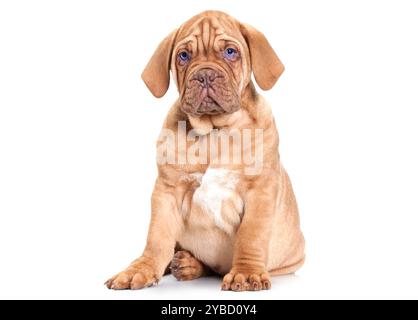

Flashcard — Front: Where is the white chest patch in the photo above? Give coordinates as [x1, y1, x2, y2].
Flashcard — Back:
[192, 168, 242, 232]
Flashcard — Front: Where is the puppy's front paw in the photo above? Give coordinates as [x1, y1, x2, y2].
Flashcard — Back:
[105, 257, 158, 290]
[221, 269, 271, 292]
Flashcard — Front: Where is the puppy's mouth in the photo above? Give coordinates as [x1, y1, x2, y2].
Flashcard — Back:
[197, 95, 225, 115]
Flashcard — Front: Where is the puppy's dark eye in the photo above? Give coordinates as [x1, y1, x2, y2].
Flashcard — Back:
[179, 51, 190, 62]
[224, 47, 238, 60]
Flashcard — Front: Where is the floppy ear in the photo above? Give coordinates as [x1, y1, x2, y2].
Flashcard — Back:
[240, 23, 284, 90]
[141, 30, 177, 98]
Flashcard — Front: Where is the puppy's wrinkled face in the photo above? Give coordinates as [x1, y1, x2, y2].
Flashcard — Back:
[171, 13, 250, 117]
[141, 11, 284, 114]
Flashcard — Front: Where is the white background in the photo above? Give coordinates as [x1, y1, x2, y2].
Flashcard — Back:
[1, 0, 417, 300]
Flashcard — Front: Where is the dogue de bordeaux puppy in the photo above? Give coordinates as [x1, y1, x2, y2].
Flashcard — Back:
[106, 10, 305, 292]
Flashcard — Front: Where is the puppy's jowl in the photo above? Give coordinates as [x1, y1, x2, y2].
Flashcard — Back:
[106, 11, 305, 292]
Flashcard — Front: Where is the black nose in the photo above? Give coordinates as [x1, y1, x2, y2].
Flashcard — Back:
[195, 68, 217, 87]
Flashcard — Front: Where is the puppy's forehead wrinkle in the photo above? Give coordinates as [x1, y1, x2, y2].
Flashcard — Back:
[177, 17, 230, 55]
[202, 21, 210, 52]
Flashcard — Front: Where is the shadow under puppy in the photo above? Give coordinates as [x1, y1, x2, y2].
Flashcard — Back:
[106, 10, 305, 292]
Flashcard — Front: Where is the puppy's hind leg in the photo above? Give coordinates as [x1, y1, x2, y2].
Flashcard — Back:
[170, 251, 209, 281]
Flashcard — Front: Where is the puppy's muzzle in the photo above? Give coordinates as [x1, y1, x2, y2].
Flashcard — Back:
[181, 66, 239, 117]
